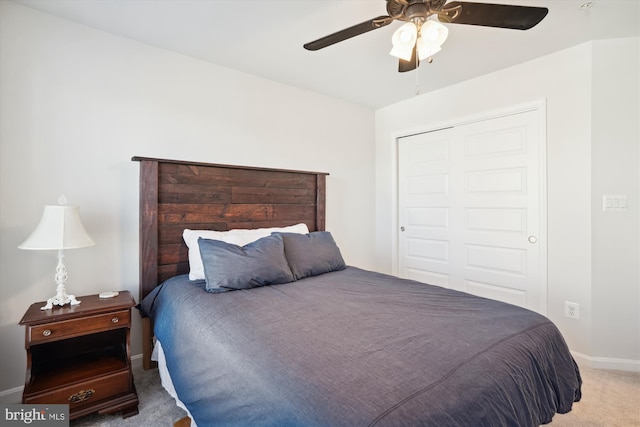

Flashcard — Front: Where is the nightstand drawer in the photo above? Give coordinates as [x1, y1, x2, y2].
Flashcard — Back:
[28, 310, 130, 344]
[24, 370, 131, 410]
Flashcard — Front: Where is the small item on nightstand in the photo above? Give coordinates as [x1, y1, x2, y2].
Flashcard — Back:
[99, 291, 119, 299]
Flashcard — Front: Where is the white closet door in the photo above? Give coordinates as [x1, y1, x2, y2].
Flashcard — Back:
[398, 110, 546, 314]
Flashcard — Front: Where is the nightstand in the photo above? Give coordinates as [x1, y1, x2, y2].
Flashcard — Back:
[19, 291, 139, 420]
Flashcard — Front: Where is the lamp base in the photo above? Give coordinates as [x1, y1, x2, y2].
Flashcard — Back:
[41, 291, 81, 310]
[40, 249, 82, 310]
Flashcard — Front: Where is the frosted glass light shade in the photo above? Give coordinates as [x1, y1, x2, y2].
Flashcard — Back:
[417, 38, 442, 60]
[19, 205, 95, 250]
[417, 20, 448, 60]
[421, 21, 448, 46]
[390, 22, 418, 61]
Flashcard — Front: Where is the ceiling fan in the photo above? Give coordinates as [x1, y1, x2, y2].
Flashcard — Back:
[303, 0, 548, 72]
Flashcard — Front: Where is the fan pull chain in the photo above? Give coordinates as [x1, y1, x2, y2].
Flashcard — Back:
[415, 52, 421, 95]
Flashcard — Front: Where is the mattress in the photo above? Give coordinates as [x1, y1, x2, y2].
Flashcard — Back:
[139, 266, 581, 426]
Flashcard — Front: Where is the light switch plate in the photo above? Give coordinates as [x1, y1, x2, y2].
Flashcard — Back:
[603, 195, 627, 212]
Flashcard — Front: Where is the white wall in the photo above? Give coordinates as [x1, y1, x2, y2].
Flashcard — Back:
[590, 38, 640, 366]
[375, 38, 640, 370]
[0, 2, 376, 398]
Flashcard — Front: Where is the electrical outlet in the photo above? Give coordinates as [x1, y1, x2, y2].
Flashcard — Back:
[564, 301, 580, 320]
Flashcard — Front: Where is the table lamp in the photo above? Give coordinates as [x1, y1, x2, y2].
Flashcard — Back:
[19, 195, 96, 310]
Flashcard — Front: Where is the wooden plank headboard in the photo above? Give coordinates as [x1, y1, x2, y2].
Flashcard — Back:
[132, 156, 328, 368]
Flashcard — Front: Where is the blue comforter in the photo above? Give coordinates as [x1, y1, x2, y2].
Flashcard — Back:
[139, 266, 581, 427]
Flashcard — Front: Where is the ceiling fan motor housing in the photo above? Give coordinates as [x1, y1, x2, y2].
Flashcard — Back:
[407, 4, 429, 23]
[387, 0, 448, 22]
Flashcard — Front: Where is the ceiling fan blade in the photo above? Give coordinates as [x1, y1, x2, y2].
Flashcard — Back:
[304, 16, 393, 51]
[440, 1, 548, 30]
[398, 45, 419, 73]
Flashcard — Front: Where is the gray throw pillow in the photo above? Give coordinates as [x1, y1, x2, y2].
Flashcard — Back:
[278, 231, 346, 280]
[198, 234, 294, 292]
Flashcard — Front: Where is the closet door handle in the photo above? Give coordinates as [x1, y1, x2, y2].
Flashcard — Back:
[528, 236, 537, 244]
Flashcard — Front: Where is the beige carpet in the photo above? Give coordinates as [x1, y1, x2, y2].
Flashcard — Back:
[71, 362, 639, 426]
[548, 363, 640, 427]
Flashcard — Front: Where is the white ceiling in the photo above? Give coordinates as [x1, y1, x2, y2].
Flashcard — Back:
[11, 0, 640, 109]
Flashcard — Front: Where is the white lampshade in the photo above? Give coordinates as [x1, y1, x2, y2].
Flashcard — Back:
[20, 197, 95, 310]
[20, 203, 95, 250]
[390, 22, 418, 61]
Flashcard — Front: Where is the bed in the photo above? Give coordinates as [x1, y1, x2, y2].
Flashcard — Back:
[133, 156, 582, 427]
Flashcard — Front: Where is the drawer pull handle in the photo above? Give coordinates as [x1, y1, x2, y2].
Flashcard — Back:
[42, 329, 52, 337]
[69, 389, 95, 403]
[111, 317, 119, 324]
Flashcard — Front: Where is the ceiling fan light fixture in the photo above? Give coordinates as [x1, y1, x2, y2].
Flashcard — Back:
[389, 22, 418, 61]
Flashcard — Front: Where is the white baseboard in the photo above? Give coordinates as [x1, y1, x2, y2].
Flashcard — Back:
[0, 385, 22, 404]
[571, 351, 640, 372]
[131, 352, 144, 370]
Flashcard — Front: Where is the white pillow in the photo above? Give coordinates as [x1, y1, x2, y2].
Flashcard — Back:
[183, 223, 310, 280]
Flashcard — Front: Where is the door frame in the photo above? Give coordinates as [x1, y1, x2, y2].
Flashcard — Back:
[392, 99, 548, 314]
